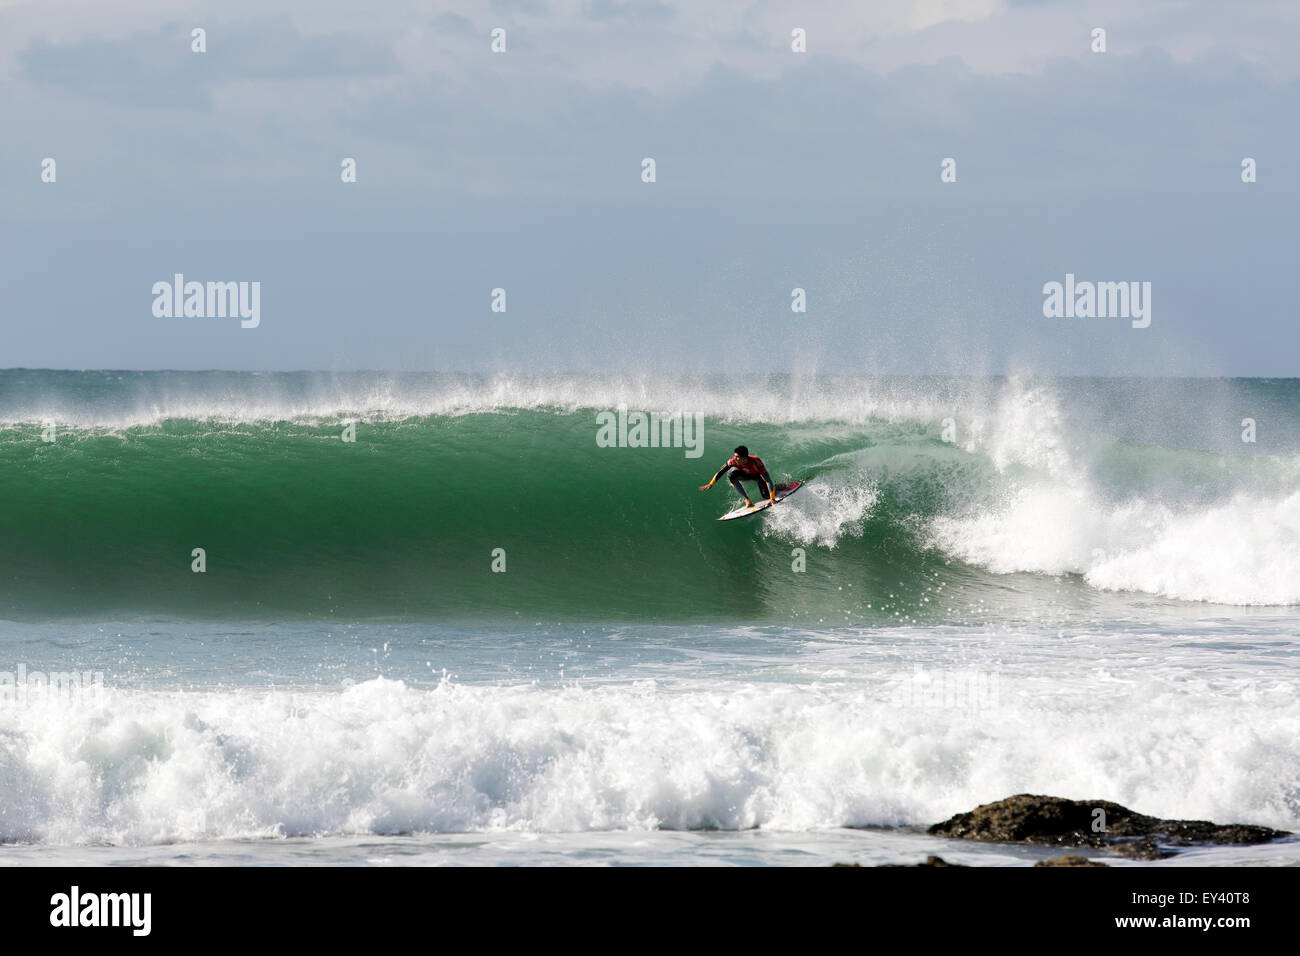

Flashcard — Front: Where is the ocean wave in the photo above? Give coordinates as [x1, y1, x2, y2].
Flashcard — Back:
[1, 372, 1296, 613]
[1, 676, 1296, 844]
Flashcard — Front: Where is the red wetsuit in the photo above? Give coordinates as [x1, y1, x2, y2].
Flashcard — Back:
[727, 454, 766, 477]
[720, 455, 772, 503]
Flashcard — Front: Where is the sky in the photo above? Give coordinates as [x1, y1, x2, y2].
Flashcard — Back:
[0, 0, 1297, 375]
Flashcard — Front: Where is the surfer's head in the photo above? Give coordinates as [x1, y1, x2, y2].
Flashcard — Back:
[734, 445, 749, 458]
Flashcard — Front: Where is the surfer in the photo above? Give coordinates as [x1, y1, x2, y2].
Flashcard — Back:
[699, 445, 776, 509]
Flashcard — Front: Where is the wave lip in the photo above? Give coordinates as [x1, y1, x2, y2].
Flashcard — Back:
[0, 370, 970, 429]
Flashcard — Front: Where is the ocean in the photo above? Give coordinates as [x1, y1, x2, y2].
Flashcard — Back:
[1, 370, 1297, 866]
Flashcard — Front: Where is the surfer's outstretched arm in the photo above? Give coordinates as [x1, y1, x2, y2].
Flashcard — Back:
[699, 463, 731, 491]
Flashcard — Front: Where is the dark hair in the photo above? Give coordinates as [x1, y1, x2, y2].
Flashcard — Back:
[734, 445, 749, 456]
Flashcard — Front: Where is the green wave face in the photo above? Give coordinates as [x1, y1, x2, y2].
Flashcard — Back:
[5, 372, 1299, 620]
[0, 411, 984, 622]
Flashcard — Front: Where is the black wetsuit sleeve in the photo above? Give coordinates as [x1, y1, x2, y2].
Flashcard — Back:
[711, 463, 732, 484]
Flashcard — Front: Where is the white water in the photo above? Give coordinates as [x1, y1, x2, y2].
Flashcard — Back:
[2, 622, 1297, 849]
[927, 382, 1300, 606]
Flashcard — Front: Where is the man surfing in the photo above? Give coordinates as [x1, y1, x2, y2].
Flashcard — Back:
[700, 445, 776, 509]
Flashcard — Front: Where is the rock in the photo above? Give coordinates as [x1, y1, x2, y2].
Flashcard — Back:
[880, 855, 966, 867]
[834, 855, 966, 867]
[929, 794, 1120, 847]
[1113, 836, 1174, 860]
[928, 794, 1288, 857]
[1035, 855, 1108, 867]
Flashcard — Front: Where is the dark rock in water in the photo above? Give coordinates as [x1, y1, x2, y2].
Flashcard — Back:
[928, 794, 1288, 856]
[880, 855, 966, 868]
[1035, 855, 1108, 867]
[834, 855, 965, 867]
[1113, 836, 1174, 860]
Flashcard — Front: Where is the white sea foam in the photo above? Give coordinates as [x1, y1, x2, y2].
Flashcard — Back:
[929, 379, 1300, 605]
[1, 672, 1296, 845]
[761, 475, 877, 549]
[931, 486, 1300, 605]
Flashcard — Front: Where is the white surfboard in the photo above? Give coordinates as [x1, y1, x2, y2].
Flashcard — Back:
[717, 478, 811, 521]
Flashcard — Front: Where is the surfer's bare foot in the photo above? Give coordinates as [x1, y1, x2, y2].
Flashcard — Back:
[743, 500, 753, 508]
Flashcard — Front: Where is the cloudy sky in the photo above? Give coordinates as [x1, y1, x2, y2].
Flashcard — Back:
[1, 0, 1296, 375]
